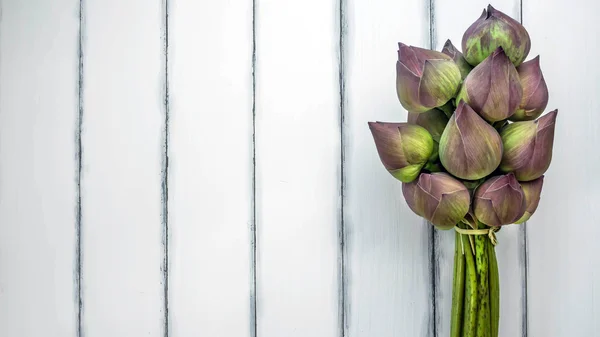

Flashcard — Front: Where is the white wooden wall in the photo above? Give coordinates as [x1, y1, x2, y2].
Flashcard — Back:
[0, 0, 598, 336]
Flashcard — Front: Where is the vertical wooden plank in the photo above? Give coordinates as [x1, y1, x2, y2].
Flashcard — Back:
[524, 1, 600, 335]
[432, 2, 526, 337]
[0, 1, 79, 336]
[255, 0, 340, 336]
[344, 1, 433, 336]
[168, 0, 254, 335]
[81, 0, 165, 335]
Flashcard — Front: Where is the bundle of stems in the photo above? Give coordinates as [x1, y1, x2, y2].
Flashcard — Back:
[450, 222, 500, 337]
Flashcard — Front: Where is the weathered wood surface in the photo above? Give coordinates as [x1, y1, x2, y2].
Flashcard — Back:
[168, 0, 254, 336]
[80, 0, 165, 335]
[0, 1, 79, 335]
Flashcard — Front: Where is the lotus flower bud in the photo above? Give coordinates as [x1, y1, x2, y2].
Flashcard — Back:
[402, 173, 470, 230]
[407, 109, 449, 142]
[368, 122, 434, 183]
[473, 173, 526, 226]
[456, 47, 523, 122]
[439, 101, 503, 180]
[500, 110, 558, 181]
[510, 56, 549, 121]
[442, 39, 473, 80]
[514, 176, 544, 224]
[396, 43, 462, 113]
[462, 5, 531, 66]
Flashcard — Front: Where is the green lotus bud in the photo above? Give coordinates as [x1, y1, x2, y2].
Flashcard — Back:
[441, 39, 473, 80]
[514, 176, 544, 224]
[402, 172, 471, 230]
[462, 5, 531, 66]
[396, 42, 462, 113]
[510, 56, 549, 121]
[473, 173, 526, 226]
[368, 122, 434, 182]
[500, 110, 558, 181]
[456, 47, 523, 122]
[439, 101, 503, 180]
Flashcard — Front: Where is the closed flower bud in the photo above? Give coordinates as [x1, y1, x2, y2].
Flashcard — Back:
[462, 5, 531, 66]
[402, 173, 471, 230]
[368, 122, 434, 183]
[500, 110, 558, 181]
[456, 47, 523, 122]
[514, 176, 544, 224]
[439, 101, 503, 180]
[396, 42, 462, 113]
[442, 39, 473, 80]
[510, 56, 549, 121]
[473, 173, 526, 226]
[407, 109, 449, 143]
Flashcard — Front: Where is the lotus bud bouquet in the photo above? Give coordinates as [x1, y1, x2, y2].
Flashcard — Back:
[369, 5, 556, 337]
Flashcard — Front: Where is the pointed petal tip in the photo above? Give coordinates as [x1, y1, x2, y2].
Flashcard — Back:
[539, 109, 558, 123]
[481, 8, 489, 18]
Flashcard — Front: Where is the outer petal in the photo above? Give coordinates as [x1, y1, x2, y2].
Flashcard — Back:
[402, 174, 439, 220]
[390, 164, 423, 183]
[402, 180, 426, 218]
[514, 110, 558, 181]
[412, 46, 453, 62]
[484, 174, 526, 224]
[419, 59, 462, 108]
[474, 173, 526, 225]
[481, 48, 522, 121]
[427, 172, 469, 199]
[456, 52, 492, 114]
[430, 190, 471, 229]
[407, 109, 449, 142]
[458, 48, 522, 122]
[442, 39, 473, 79]
[511, 56, 549, 121]
[474, 198, 502, 226]
[499, 119, 537, 172]
[514, 176, 544, 223]
[398, 42, 422, 75]
[368, 121, 409, 170]
[439, 102, 503, 180]
[398, 124, 434, 165]
[397, 61, 427, 112]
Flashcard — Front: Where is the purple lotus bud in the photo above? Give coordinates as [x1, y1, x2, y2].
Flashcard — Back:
[439, 101, 503, 180]
[510, 56, 549, 121]
[396, 42, 462, 113]
[456, 47, 523, 122]
[442, 39, 473, 80]
[368, 122, 434, 183]
[500, 110, 558, 181]
[407, 109, 449, 143]
[514, 176, 544, 224]
[402, 173, 471, 230]
[473, 173, 526, 226]
[462, 5, 531, 66]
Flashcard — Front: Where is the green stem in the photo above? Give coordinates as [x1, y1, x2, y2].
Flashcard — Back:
[488, 240, 500, 337]
[475, 224, 490, 337]
[451, 231, 466, 337]
[462, 232, 478, 337]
